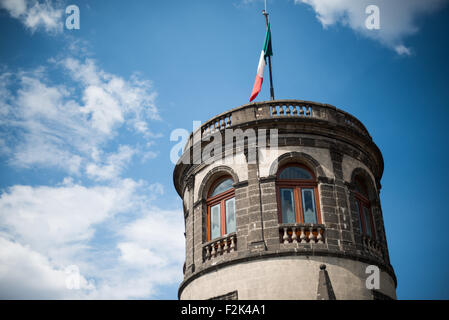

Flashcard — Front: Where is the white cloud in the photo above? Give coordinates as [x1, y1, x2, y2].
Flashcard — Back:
[118, 242, 168, 268]
[0, 0, 27, 18]
[0, 4, 177, 299]
[119, 208, 185, 266]
[0, 179, 184, 299]
[297, 0, 448, 55]
[0, 57, 159, 176]
[394, 44, 411, 56]
[0, 238, 94, 299]
[0, 0, 63, 34]
[0, 179, 140, 256]
[86, 145, 136, 181]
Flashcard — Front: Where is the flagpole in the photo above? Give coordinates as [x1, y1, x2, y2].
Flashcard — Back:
[263, 10, 275, 101]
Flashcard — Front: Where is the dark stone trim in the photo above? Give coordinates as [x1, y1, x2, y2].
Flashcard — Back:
[178, 248, 397, 299]
[197, 165, 240, 200]
[174, 126, 384, 197]
[208, 290, 239, 300]
[173, 111, 385, 197]
[350, 167, 378, 197]
[372, 289, 394, 300]
[318, 176, 335, 184]
[193, 199, 205, 208]
[345, 181, 355, 190]
[233, 180, 248, 189]
[268, 151, 326, 178]
[260, 175, 276, 183]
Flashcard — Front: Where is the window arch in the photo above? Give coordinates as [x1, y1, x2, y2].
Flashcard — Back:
[276, 163, 321, 224]
[353, 176, 376, 239]
[206, 176, 236, 241]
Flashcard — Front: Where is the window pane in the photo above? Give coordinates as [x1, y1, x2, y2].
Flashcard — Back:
[210, 204, 221, 240]
[210, 178, 233, 197]
[354, 200, 363, 231]
[302, 188, 317, 224]
[280, 188, 296, 223]
[279, 166, 313, 180]
[363, 206, 373, 238]
[225, 198, 236, 234]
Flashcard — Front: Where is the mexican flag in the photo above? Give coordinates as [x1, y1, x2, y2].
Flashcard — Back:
[250, 23, 273, 102]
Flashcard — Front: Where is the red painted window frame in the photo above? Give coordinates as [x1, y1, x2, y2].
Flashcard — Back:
[354, 177, 376, 240]
[206, 176, 235, 241]
[275, 163, 322, 224]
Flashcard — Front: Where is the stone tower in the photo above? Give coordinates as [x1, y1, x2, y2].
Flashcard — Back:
[173, 99, 396, 300]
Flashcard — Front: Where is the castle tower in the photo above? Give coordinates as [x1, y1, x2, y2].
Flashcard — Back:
[173, 100, 397, 300]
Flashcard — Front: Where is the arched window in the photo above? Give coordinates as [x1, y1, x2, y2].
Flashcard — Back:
[353, 176, 376, 239]
[207, 176, 236, 241]
[276, 164, 321, 224]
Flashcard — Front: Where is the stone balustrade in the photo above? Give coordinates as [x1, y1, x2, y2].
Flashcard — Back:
[362, 235, 384, 259]
[270, 103, 313, 117]
[203, 233, 237, 261]
[183, 100, 372, 151]
[279, 224, 325, 244]
[201, 113, 233, 137]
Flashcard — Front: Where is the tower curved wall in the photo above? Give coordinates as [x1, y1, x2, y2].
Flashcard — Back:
[173, 100, 397, 300]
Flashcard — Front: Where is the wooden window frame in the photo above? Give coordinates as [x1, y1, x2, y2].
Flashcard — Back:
[354, 179, 376, 240]
[275, 163, 322, 224]
[206, 176, 235, 241]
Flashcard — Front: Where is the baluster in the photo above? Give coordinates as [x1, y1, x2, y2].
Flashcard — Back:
[211, 242, 216, 257]
[306, 106, 311, 116]
[283, 227, 289, 244]
[286, 106, 291, 116]
[299, 106, 304, 116]
[205, 245, 211, 260]
[230, 235, 236, 251]
[224, 238, 229, 253]
[218, 240, 223, 255]
[292, 106, 298, 116]
[308, 227, 316, 243]
[292, 227, 298, 243]
[299, 226, 306, 243]
[317, 227, 323, 244]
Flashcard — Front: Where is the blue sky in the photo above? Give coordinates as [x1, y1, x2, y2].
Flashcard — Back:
[0, 0, 448, 299]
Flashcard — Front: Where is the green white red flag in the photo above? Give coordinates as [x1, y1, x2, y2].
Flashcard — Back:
[250, 23, 273, 102]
